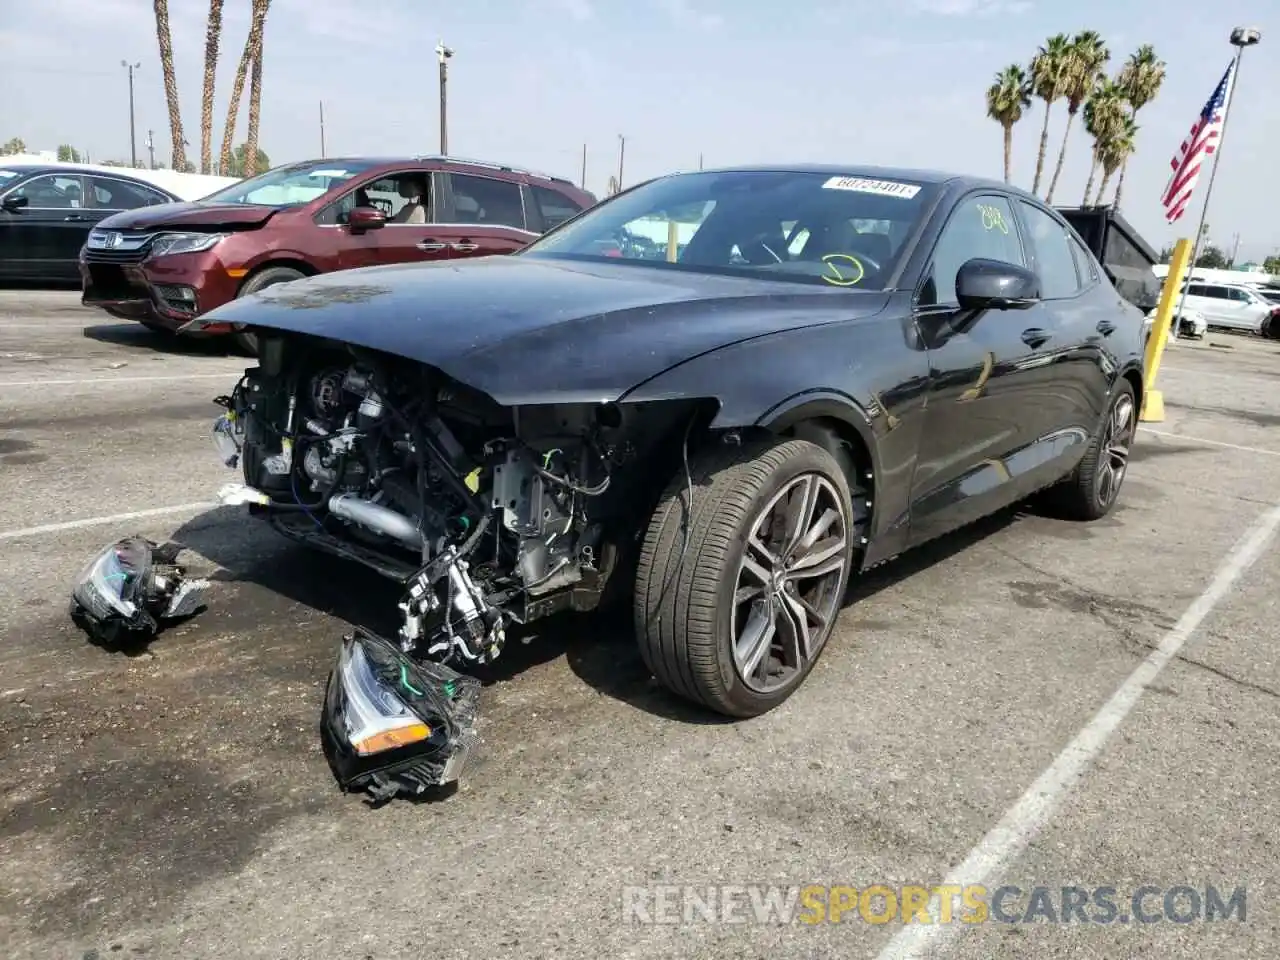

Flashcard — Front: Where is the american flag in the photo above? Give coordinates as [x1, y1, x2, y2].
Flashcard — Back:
[1161, 60, 1237, 223]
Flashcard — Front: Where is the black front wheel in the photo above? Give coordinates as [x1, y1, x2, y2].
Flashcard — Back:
[633, 438, 856, 718]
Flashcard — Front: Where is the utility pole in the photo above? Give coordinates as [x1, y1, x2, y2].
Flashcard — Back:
[698, 153, 703, 170]
[616, 134, 625, 191]
[1229, 232, 1241, 267]
[436, 41, 454, 155]
[319, 101, 326, 158]
[1175, 25, 1262, 321]
[580, 143, 587, 189]
[122, 60, 141, 168]
[146, 130, 155, 170]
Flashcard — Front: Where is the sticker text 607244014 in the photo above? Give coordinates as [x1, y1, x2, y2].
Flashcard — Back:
[821, 176, 921, 200]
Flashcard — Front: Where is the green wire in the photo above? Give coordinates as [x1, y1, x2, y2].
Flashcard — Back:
[399, 670, 424, 701]
[543, 448, 563, 468]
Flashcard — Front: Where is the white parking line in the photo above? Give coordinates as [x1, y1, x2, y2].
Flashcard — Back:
[876, 500, 1280, 960]
[0, 373, 236, 388]
[0, 502, 214, 542]
[1139, 427, 1280, 458]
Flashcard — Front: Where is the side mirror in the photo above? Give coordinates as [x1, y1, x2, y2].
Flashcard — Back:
[2, 195, 30, 212]
[348, 206, 386, 233]
[956, 257, 1039, 311]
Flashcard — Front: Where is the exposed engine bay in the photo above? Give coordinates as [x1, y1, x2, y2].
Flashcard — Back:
[213, 334, 698, 670]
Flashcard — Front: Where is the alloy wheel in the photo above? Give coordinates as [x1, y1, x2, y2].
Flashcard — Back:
[1096, 393, 1135, 507]
[730, 473, 849, 693]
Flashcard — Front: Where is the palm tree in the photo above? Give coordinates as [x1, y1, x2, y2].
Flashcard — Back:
[153, 0, 188, 171]
[1029, 33, 1073, 195]
[1093, 115, 1138, 205]
[1081, 78, 1127, 205]
[1111, 44, 1166, 210]
[243, 0, 272, 178]
[200, 0, 225, 175]
[1045, 30, 1110, 204]
[219, 0, 269, 176]
[986, 65, 1032, 182]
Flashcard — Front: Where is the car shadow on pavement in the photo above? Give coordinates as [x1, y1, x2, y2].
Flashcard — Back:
[82, 321, 240, 357]
[168, 502, 1059, 728]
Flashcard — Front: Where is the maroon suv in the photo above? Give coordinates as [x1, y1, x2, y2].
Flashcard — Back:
[80, 155, 595, 350]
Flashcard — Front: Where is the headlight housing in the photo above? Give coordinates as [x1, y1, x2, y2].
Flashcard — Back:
[148, 232, 228, 258]
[69, 536, 209, 647]
[321, 630, 482, 801]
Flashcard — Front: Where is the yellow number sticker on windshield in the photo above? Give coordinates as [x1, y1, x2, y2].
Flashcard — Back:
[821, 253, 865, 287]
[978, 204, 1010, 234]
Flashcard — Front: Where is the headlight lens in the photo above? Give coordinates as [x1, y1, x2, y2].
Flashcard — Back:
[338, 637, 432, 756]
[70, 542, 141, 622]
[148, 232, 228, 258]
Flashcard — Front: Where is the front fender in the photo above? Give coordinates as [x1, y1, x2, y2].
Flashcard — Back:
[620, 307, 931, 557]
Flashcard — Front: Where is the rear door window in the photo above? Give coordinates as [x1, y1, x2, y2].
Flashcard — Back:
[86, 176, 171, 210]
[531, 185, 583, 230]
[1017, 201, 1081, 299]
[447, 174, 526, 229]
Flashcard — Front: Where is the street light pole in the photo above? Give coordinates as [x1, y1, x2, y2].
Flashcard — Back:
[1174, 25, 1261, 325]
[617, 134, 625, 191]
[436, 41, 454, 155]
[122, 60, 141, 167]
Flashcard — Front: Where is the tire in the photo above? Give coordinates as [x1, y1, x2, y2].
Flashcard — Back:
[1041, 379, 1136, 521]
[233, 266, 307, 355]
[633, 437, 856, 718]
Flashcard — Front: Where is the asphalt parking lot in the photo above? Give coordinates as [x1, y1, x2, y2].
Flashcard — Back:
[1, 289, 1278, 960]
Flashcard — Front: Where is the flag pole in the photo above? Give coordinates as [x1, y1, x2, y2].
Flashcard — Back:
[1172, 29, 1260, 326]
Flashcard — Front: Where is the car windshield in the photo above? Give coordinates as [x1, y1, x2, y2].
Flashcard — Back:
[519, 170, 935, 290]
[200, 159, 382, 207]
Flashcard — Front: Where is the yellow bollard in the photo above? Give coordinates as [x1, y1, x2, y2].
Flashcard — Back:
[1140, 237, 1193, 423]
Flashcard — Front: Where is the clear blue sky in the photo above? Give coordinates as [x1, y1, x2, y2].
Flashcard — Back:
[1, 0, 1274, 260]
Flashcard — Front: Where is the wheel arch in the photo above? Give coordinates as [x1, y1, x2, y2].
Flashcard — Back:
[237, 258, 318, 295]
[1120, 362, 1143, 419]
[751, 391, 879, 548]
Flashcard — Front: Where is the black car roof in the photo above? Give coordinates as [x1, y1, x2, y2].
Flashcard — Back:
[0, 161, 170, 181]
[669, 163, 1039, 198]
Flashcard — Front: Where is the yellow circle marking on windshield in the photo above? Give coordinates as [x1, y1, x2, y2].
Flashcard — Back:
[821, 253, 865, 287]
[978, 203, 1010, 234]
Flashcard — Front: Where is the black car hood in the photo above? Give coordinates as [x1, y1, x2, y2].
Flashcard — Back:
[199, 255, 890, 405]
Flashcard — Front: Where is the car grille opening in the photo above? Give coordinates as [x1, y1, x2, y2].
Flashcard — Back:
[83, 231, 155, 264]
[86, 264, 142, 300]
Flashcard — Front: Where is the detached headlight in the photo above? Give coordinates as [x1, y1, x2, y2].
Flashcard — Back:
[69, 536, 209, 647]
[339, 639, 433, 756]
[321, 630, 482, 801]
[148, 232, 228, 258]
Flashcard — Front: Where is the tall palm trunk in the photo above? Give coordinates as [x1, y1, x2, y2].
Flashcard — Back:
[1002, 124, 1013, 182]
[1032, 106, 1052, 194]
[1110, 108, 1139, 211]
[1044, 110, 1076, 204]
[153, 0, 187, 171]
[243, 0, 271, 178]
[1082, 152, 1099, 205]
[1094, 171, 1113, 206]
[200, 0, 224, 174]
[219, 0, 268, 175]
[1112, 160, 1128, 210]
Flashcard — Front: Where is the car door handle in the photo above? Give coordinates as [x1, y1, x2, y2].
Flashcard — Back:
[416, 241, 447, 252]
[1020, 327, 1051, 348]
[64, 214, 89, 222]
[450, 242, 479, 253]
[1096, 320, 1116, 336]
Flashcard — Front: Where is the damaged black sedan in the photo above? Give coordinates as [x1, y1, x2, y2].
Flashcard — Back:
[199, 165, 1145, 722]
